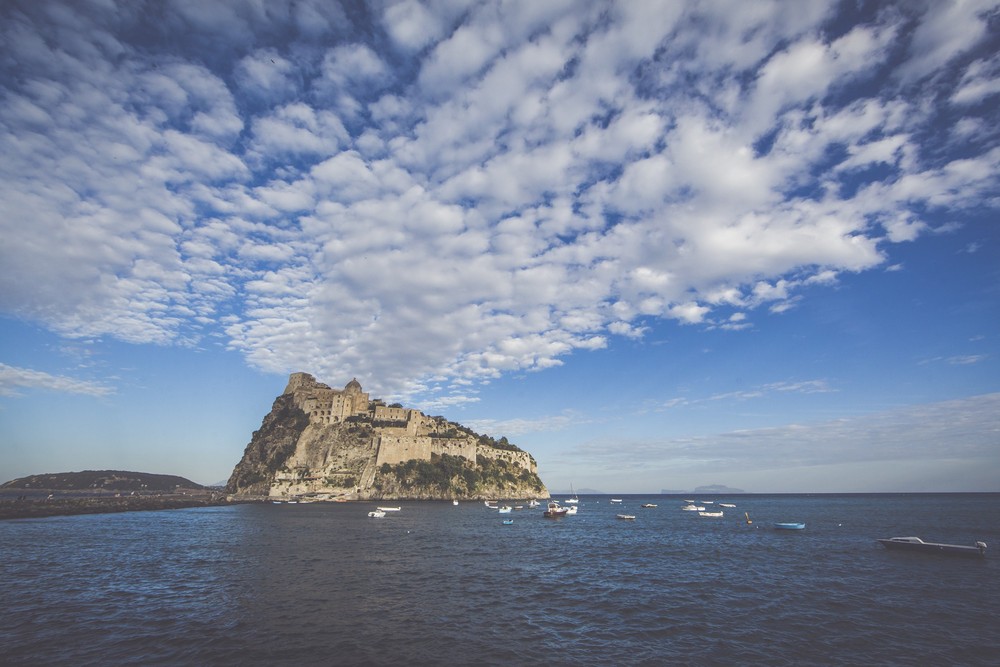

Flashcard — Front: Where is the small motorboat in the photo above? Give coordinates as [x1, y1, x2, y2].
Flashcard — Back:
[641, 503, 657, 508]
[719, 503, 736, 508]
[544, 501, 568, 518]
[563, 505, 578, 515]
[699, 511, 724, 517]
[774, 522, 805, 530]
[377, 506, 401, 512]
[502, 518, 514, 525]
[610, 498, 623, 503]
[368, 510, 386, 518]
[528, 499, 540, 507]
[877, 536, 987, 557]
[498, 506, 512, 513]
[453, 499, 459, 506]
[616, 514, 636, 520]
[681, 504, 705, 511]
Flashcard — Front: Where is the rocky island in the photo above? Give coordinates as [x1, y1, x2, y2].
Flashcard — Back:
[226, 372, 549, 502]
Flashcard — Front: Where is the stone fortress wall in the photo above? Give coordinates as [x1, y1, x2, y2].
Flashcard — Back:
[284, 373, 536, 473]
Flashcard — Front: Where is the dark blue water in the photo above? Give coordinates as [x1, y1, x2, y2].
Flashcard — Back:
[2, 494, 998, 665]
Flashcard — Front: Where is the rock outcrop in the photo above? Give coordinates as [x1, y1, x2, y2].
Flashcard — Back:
[226, 373, 549, 501]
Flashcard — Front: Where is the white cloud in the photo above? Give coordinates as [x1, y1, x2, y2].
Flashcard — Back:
[0, 363, 114, 397]
[1, 0, 998, 400]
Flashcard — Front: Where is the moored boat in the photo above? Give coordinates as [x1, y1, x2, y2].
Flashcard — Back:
[773, 522, 805, 530]
[368, 509, 386, 518]
[877, 536, 987, 557]
[616, 514, 636, 520]
[681, 504, 705, 511]
[698, 510, 724, 517]
[377, 506, 401, 512]
[498, 505, 512, 513]
[543, 501, 568, 518]
[719, 503, 736, 508]
[641, 503, 657, 508]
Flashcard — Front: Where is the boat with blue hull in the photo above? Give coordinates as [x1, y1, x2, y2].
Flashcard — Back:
[774, 522, 805, 530]
[877, 536, 987, 557]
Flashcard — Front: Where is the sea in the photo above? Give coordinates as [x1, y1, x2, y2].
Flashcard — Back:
[2, 493, 998, 666]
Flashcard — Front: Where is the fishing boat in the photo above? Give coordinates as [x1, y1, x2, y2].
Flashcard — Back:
[616, 514, 636, 520]
[543, 501, 568, 518]
[773, 522, 805, 530]
[877, 536, 987, 557]
[699, 510, 724, 517]
[368, 509, 386, 518]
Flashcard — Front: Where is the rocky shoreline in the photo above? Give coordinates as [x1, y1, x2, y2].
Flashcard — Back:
[0, 491, 233, 521]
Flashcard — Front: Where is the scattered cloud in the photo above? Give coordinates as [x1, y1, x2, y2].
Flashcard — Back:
[1, 1, 998, 401]
[0, 363, 114, 398]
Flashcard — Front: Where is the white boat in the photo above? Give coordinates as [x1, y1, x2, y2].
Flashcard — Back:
[877, 536, 987, 557]
[543, 501, 568, 518]
[719, 503, 736, 508]
[641, 504, 657, 508]
[699, 510, 724, 517]
[610, 498, 623, 503]
[377, 506, 401, 512]
[528, 499, 540, 507]
[616, 514, 636, 520]
[565, 484, 579, 504]
[498, 506, 512, 513]
[453, 499, 459, 506]
[681, 504, 705, 511]
[368, 510, 386, 518]
[564, 505, 578, 515]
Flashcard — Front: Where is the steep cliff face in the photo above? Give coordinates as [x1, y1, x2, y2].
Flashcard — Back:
[225, 394, 311, 496]
[226, 373, 549, 501]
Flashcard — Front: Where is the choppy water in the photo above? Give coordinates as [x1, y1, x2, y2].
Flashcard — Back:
[2, 494, 998, 666]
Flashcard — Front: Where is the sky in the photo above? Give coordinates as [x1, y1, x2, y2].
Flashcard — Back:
[1, 0, 998, 493]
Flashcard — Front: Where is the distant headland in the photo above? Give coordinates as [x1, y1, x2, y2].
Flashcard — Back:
[0, 470, 225, 520]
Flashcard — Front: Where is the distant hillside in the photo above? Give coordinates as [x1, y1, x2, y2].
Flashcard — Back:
[694, 484, 745, 494]
[2, 470, 205, 492]
[660, 484, 747, 494]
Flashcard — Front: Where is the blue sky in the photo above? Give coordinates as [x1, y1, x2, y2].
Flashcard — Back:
[1, 0, 998, 492]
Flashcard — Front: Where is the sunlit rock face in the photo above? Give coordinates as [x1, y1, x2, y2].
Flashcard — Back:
[226, 373, 549, 501]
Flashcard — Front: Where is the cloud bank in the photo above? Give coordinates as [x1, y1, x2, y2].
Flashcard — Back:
[1, 0, 998, 401]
